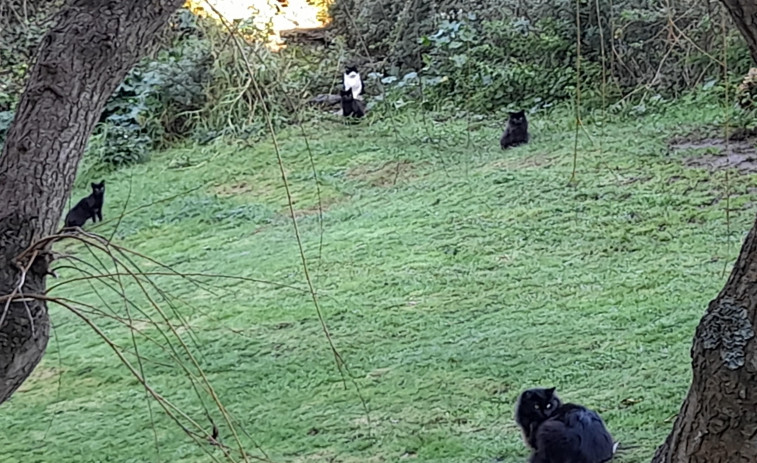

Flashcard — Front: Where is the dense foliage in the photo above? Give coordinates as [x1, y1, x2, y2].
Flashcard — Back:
[1, 0, 755, 169]
[331, 0, 752, 111]
[0, 0, 62, 146]
[1, 5, 342, 169]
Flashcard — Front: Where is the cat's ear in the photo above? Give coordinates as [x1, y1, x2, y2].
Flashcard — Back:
[545, 387, 556, 396]
[91, 182, 97, 189]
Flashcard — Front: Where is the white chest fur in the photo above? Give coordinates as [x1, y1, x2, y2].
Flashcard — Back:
[344, 72, 364, 100]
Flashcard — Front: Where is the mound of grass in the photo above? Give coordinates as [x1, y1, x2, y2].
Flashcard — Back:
[1, 98, 750, 463]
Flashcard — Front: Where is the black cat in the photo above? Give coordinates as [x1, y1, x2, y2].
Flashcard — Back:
[340, 88, 366, 118]
[515, 387, 615, 463]
[64, 180, 105, 228]
[515, 386, 561, 449]
[500, 110, 529, 149]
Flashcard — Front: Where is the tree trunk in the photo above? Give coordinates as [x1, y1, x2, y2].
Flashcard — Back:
[651, 227, 757, 462]
[0, 0, 182, 406]
[720, 0, 757, 64]
[650, 4, 757, 460]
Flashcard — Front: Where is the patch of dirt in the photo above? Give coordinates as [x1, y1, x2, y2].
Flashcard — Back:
[670, 132, 757, 173]
[213, 181, 258, 196]
[29, 366, 63, 382]
[346, 160, 423, 187]
[284, 195, 344, 219]
[17, 366, 65, 392]
[490, 153, 555, 170]
[214, 177, 286, 198]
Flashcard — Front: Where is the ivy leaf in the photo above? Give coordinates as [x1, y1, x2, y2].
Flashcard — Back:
[450, 54, 468, 67]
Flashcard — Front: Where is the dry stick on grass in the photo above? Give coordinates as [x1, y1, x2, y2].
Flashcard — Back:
[209, 7, 343, 372]
[238, 40, 328, 265]
[42, 317, 65, 440]
[108, 242, 272, 461]
[97, 234, 262, 462]
[570, 0, 582, 185]
[97, 183, 205, 235]
[594, 0, 608, 164]
[51, 261, 242, 422]
[101, 218, 161, 455]
[108, 170, 134, 243]
[48, 271, 312, 295]
[197, 11, 329, 266]
[202, 1, 375, 438]
[63, 225, 161, 453]
[2, 292, 239, 463]
[6, 230, 274, 462]
[58, 227, 230, 311]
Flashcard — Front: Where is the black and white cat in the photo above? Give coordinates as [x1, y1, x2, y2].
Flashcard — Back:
[64, 180, 105, 228]
[515, 387, 617, 463]
[343, 65, 364, 101]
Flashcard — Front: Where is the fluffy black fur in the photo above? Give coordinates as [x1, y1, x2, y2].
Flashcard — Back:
[516, 387, 615, 463]
[64, 181, 105, 228]
[515, 387, 561, 449]
[500, 110, 529, 149]
[340, 88, 366, 118]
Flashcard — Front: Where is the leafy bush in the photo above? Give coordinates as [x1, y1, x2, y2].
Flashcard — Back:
[2, 5, 345, 168]
[330, 0, 752, 110]
[90, 11, 214, 167]
[86, 122, 152, 167]
[0, 0, 61, 111]
[88, 7, 342, 165]
[416, 13, 603, 111]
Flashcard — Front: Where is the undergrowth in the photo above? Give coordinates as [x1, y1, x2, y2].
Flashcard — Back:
[3, 3, 755, 170]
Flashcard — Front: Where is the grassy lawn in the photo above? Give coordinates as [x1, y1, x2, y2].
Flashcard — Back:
[1, 97, 753, 463]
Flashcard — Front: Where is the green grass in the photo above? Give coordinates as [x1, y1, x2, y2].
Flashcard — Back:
[2, 97, 754, 463]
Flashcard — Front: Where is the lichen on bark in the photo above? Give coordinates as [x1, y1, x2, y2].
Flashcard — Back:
[700, 299, 755, 370]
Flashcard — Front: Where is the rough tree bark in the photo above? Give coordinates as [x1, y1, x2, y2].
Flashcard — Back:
[649, 4, 757, 455]
[0, 0, 182, 406]
[650, 226, 757, 462]
[651, 3, 757, 460]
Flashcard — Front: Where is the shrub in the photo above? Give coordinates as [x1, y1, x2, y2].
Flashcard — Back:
[416, 13, 604, 111]
[330, 0, 752, 110]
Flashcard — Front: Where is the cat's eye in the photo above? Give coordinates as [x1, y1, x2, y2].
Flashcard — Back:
[534, 404, 540, 409]
[545, 404, 552, 409]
